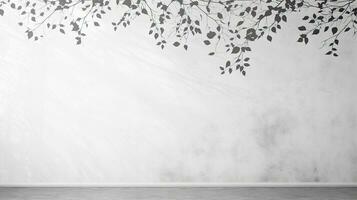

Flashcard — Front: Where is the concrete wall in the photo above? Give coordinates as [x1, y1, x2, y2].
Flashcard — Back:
[0, 13, 356, 184]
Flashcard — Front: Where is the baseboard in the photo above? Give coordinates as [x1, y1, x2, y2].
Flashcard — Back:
[1, 182, 357, 187]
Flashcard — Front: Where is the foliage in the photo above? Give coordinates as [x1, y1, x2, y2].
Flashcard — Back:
[0, 0, 356, 75]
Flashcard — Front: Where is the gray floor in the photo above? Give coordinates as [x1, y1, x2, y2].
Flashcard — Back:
[0, 187, 357, 200]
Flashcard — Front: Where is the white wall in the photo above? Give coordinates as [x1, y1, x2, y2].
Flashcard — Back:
[0, 12, 357, 184]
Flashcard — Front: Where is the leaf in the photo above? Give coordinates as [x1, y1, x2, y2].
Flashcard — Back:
[27, 31, 33, 39]
[203, 40, 211, 45]
[244, 47, 251, 51]
[142, 8, 148, 15]
[202, 4, 209, 12]
[226, 61, 231, 67]
[312, 29, 319, 35]
[298, 26, 306, 31]
[178, 8, 185, 16]
[207, 31, 216, 39]
[76, 37, 81, 45]
[0, 9, 4, 16]
[245, 28, 257, 41]
[123, 0, 131, 7]
[232, 47, 240, 54]
[72, 22, 79, 31]
[173, 41, 180, 47]
[332, 27, 338, 34]
[271, 27, 276, 33]
[251, 11, 256, 17]
[94, 22, 100, 26]
[265, 10, 272, 16]
[282, 15, 287, 22]
[217, 13, 223, 19]
[189, 1, 198, 6]
[274, 14, 281, 23]
[267, 35, 272, 42]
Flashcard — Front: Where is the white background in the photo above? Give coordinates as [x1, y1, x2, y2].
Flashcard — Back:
[0, 11, 357, 183]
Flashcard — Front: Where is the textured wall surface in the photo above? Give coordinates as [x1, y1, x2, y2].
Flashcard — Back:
[0, 13, 357, 183]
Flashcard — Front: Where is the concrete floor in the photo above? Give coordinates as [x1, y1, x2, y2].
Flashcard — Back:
[0, 187, 357, 200]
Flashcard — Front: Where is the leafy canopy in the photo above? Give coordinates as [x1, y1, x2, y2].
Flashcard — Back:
[0, 0, 356, 75]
